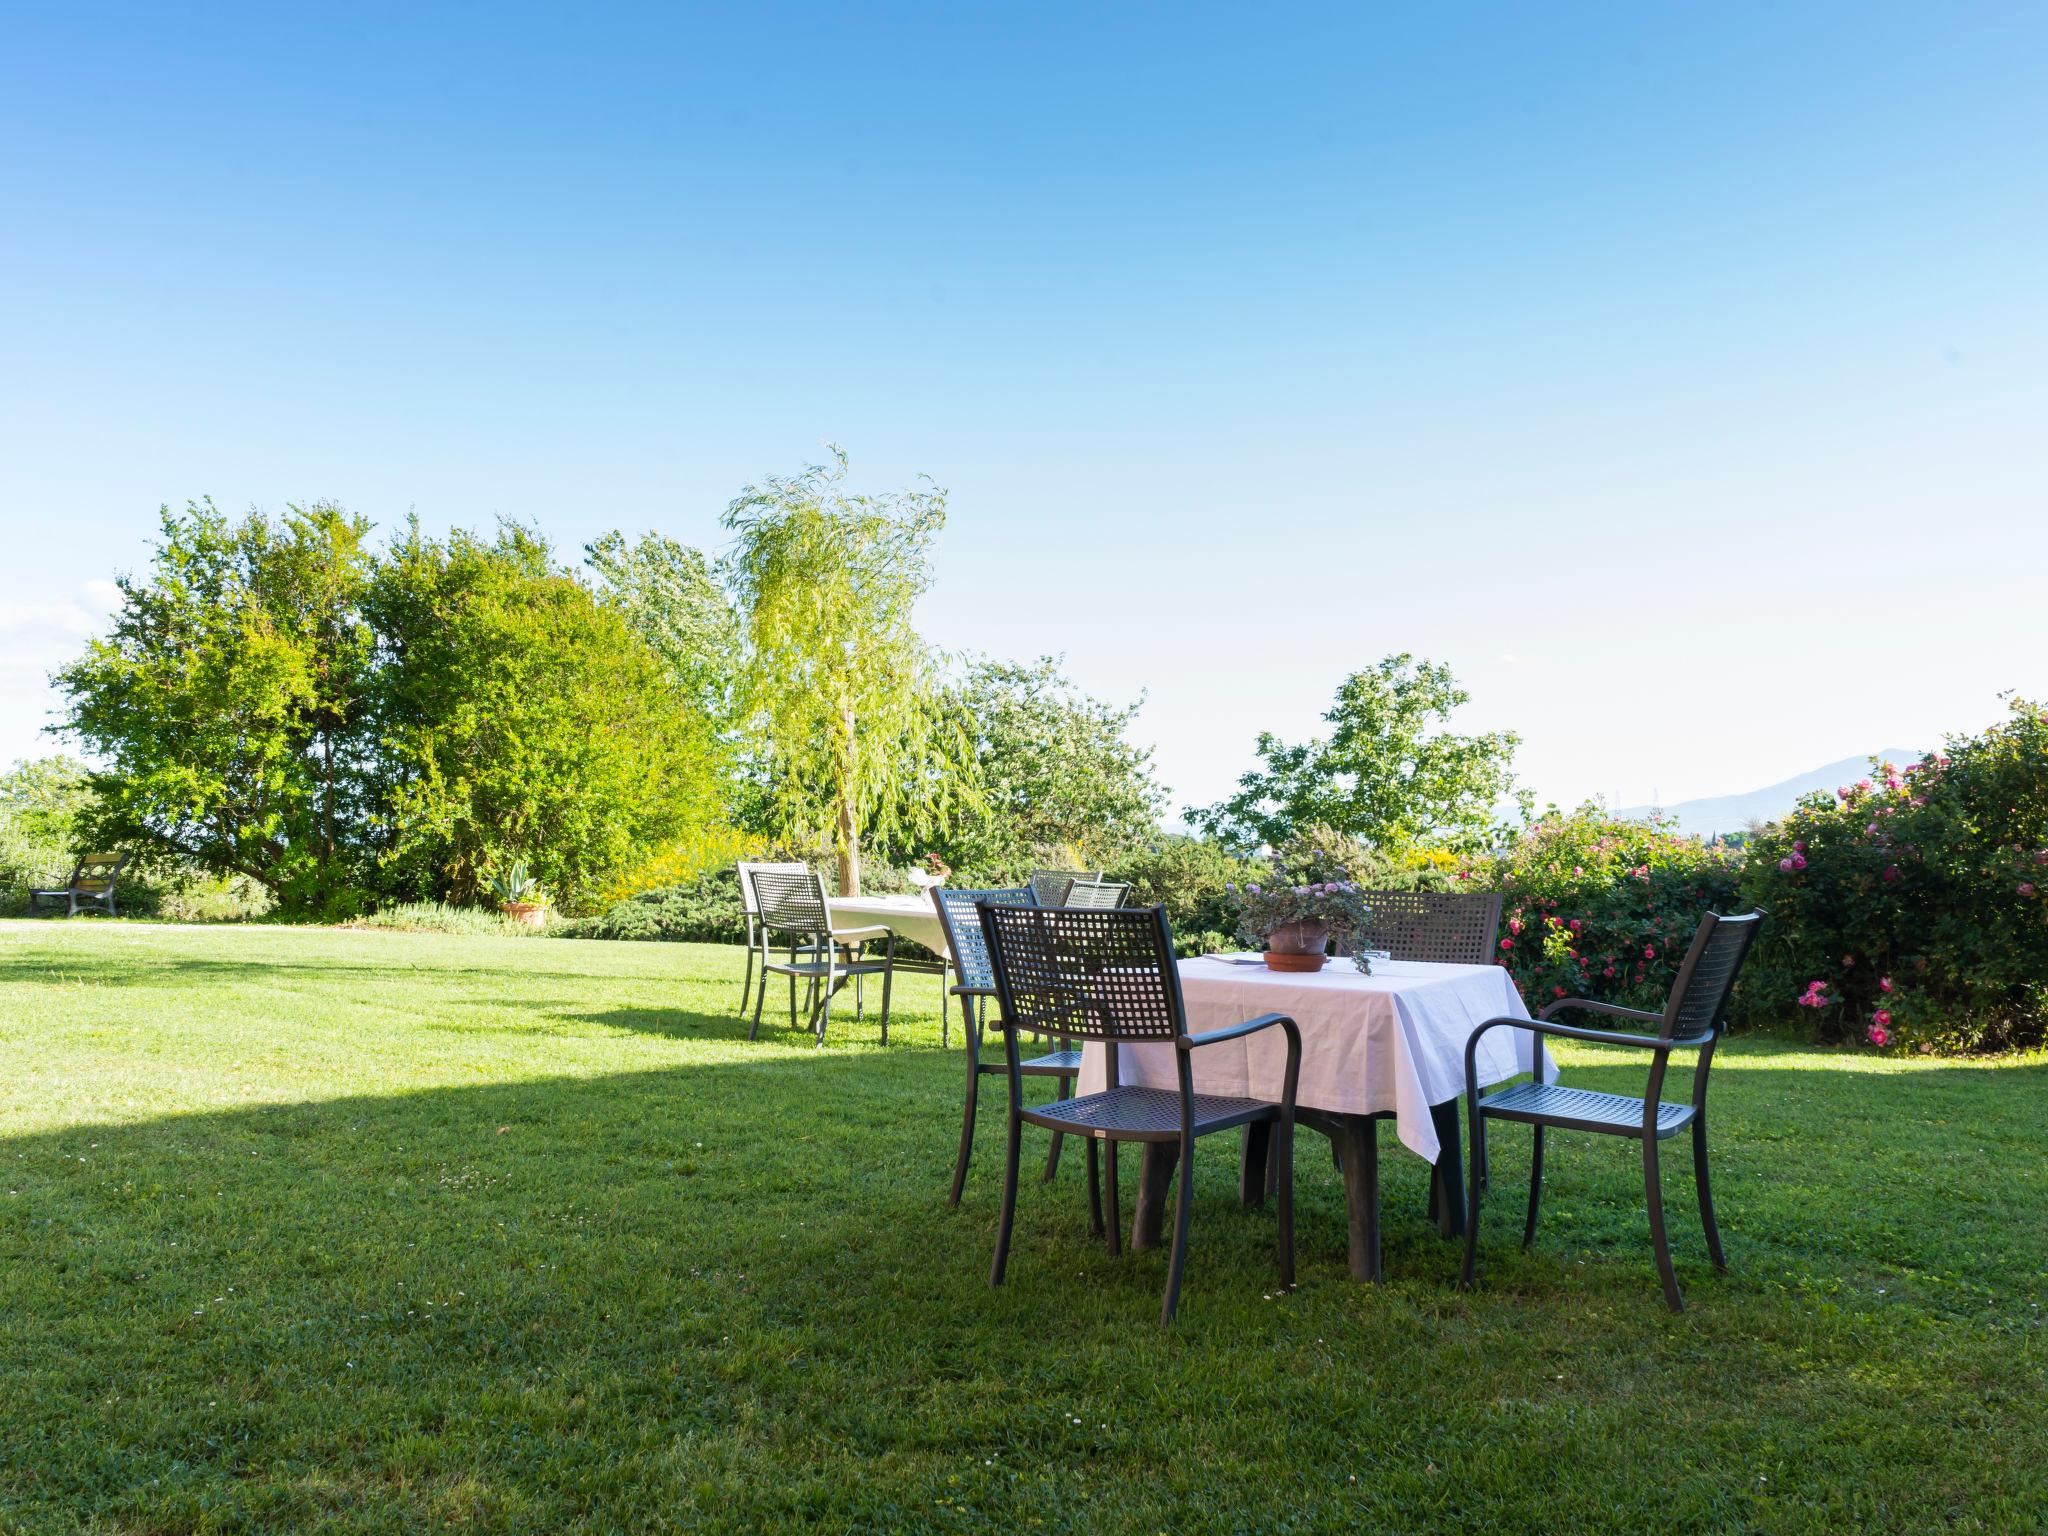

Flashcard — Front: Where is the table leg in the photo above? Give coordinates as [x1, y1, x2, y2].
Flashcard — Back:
[1338, 1116, 1382, 1283]
[1238, 1123, 1272, 1208]
[1427, 1098, 1466, 1239]
[1131, 1142, 1178, 1251]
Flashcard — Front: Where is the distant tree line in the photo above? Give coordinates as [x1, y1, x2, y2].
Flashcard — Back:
[44, 451, 1524, 919]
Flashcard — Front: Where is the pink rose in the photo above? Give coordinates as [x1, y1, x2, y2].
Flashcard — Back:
[1867, 1024, 1889, 1048]
[1791, 854, 1807, 870]
[2021, 883, 2038, 898]
[1499, 938, 1514, 952]
[1779, 857, 1795, 872]
[1508, 918, 1522, 935]
[1568, 918, 1582, 932]
[1883, 866, 1899, 882]
[1879, 976, 1893, 993]
[1873, 1009, 1891, 1027]
[1643, 944, 1656, 959]
[1793, 841, 1808, 853]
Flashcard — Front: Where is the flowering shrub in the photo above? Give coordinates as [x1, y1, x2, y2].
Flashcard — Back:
[1463, 809, 1743, 1014]
[1740, 699, 2048, 1052]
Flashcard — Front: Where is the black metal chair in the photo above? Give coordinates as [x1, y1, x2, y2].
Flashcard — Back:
[1350, 890, 1503, 964]
[30, 853, 123, 918]
[930, 886, 1089, 1206]
[1061, 878, 1130, 910]
[1343, 889, 1505, 1190]
[735, 859, 809, 1015]
[744, 867, 896, 1046]
[1460, 908, 1764, 1311]
[978, 902, 1301, 1325]
[1028, 868, 1099, 907]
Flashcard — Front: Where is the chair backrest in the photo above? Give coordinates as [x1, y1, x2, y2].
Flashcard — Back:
[72, 854, 123, 894]
[1028, 869, 1099, 907]
[746, 866, 831, 934]
[1660, 909, 1765, 1042]
[1062, 878, 1130, 910]
[929, 886, 1035, 994]
[979, 903, 1186, 1044]
[1352, 890, 1502, 965]
[736, 860, 809, 917]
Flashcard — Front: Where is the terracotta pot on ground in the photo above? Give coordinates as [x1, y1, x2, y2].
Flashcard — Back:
[501, 901, 548, 931]
[1262, 919, 1330, 973]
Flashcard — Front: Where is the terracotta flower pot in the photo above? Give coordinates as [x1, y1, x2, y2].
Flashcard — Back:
[501, 901, 548, 931]
[1263, 919, 1330, 972]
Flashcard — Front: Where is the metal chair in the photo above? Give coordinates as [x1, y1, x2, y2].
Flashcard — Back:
[1028, 868, 1099, 907]
[736, 860, 809, 1015]
[930, 886, 1088, 1205]
[744, 867, 897, 1046]
[1349, 890, 1503, 964]
[1460, 908, 1765, 1311]
[30, 853, 124, 918]
[979, 902, 1301, 1325]
[1345, 889, 1504, 1191]
[1061, 878, 1130, 910]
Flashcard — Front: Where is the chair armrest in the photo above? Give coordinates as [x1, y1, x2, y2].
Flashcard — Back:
[1181, 1012, 1303, 1117]
[1467, 1013, 1710, 1058]
[1180, 1012, 1296, 1050]
[1540, 996, 1665, 1027]
[950, 982, 996, 999]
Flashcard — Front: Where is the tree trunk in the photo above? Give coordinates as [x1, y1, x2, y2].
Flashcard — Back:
[835, 701, 860, 896]
[836, 790, 861, 896]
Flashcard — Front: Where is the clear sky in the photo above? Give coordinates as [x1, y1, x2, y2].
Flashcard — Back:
[4, 2, 2044, 817]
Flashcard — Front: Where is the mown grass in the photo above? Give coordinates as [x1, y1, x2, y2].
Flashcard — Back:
[2, 919, 2045, 1533]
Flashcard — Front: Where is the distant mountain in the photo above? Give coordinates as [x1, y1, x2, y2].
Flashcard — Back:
[1618, 749, 1926, 836]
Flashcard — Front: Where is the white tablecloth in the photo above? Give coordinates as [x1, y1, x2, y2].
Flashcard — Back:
[1077, 957, 1545, 1164]
[827, 894, 950, 960]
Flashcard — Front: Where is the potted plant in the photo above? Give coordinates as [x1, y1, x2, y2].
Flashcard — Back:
[488, 860, 549, 930]
[1229, 878, 1373, 971]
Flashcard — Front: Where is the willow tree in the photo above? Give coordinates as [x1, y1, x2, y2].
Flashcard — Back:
[720, 449, 971, 895]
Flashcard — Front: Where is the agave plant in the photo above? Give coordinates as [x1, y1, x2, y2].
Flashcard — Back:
[487, 860, 541, 906]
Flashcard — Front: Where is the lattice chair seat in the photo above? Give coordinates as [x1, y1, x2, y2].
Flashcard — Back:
[1479, 1081, 1696, 1138]
[1022, 1085, 1277, 1140]
[1016, 1047, 1083, 1077]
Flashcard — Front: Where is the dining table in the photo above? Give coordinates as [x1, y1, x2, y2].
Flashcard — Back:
[1075, 952, 1546, 1282]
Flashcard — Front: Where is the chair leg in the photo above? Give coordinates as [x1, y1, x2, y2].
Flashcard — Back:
[1523, 1123, 1545, 1250]
[940, 971, 949, 1050]
[878, 947, 894, 1045]
[1160, 1130, 1196, 1326]
[949, 1067, 980, 1210]
[815, 964, 835, 1046]
[740, 934, 757, 1014]
[989, 1109, 1023, 1288]
[1102, 1141, 1121, 1257]
[749, 965, 768, 1041]
[1042, 1074, 1068, 1182]
[1692, 1114, 1726, 1271]
[1645, 1138, 1683, 1312]
[1275, 1115, 1296, 1289]
[1086, 1137, 1104, 1237]
[856, 971, 864, 1022]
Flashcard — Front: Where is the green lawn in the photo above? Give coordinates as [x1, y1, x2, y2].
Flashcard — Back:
[3, 920, 2045, 1534]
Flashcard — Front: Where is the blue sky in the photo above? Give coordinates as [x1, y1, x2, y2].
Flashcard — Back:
[4, 2, 2044, 815]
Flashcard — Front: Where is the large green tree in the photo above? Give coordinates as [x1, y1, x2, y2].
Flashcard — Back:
[937, 656, 1165, 872]
[584, 530, 740, 730]
[361, 520, 722, 909]
[1194, 653, 1522, 854]
[55, 500, 373, 911]
[720, 449, 972, 894]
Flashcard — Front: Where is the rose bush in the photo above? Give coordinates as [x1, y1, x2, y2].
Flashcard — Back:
[1740, 698, 2048, 1052]
[1463, 809, 1744, 1014]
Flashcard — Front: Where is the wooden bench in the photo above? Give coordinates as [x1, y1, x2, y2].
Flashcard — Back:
[30, 853, 124, 918]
